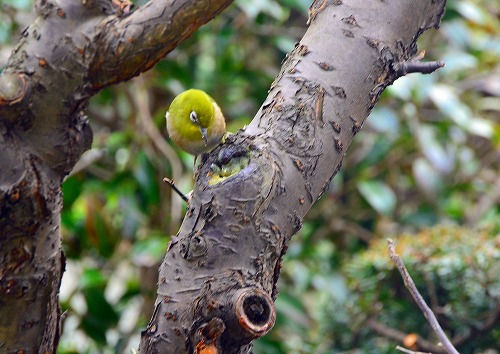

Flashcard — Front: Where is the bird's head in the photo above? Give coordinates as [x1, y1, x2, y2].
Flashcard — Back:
[167, 89, 215, 145]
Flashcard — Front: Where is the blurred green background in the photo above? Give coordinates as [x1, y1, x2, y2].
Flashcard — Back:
[1, 0, 499, 353]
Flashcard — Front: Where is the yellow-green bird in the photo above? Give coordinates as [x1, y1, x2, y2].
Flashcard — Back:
[166, 89, 226, 156]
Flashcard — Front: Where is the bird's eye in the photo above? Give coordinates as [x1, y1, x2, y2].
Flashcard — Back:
[189, 111, 198, 123]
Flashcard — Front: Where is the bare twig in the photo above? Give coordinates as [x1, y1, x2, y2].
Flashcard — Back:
[163, 178, 189, 203]
[399, 60, 445, 75]
[329, 219, 374, 243]
[393, 51, 445, 79]
[387, 239, 460, 354]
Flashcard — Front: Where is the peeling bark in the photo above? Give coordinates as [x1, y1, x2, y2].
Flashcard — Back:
[140, 1, 446, 353]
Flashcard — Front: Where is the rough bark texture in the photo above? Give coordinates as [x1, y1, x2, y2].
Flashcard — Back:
[139, 1, 446, 353]
[0, 0, 234, 352]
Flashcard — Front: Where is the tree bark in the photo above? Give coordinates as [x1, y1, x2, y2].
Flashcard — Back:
[139, 1, 446, 353]
[0, 0, 234, 352]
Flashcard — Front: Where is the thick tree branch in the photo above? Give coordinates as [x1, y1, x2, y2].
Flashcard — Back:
[90, 0, 234, 90]
[140, 1, 447, 353]
[1, 0, 234, 174]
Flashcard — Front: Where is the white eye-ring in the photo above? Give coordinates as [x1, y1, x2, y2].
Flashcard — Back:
[189, 111, 198, 123]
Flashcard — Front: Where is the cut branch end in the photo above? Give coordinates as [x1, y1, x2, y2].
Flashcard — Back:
[233, 288, 276, 339]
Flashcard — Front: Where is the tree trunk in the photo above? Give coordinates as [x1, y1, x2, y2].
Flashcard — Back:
[0, 0, 446, 353]
[138, 1, 446, 353]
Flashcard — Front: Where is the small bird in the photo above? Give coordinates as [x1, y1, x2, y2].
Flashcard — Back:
[166, 89, 226, 156]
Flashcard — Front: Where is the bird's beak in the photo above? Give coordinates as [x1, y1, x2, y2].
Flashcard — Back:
[200, 127, 208, 146]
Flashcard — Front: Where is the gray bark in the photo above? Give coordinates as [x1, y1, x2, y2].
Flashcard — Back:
[139, 1, 446, 353]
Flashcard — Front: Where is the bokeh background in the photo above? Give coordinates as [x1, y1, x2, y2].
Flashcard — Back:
[1, 0, 499, 353]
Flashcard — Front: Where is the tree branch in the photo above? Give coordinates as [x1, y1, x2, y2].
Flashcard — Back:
[139, 1, 447, 353]
[90, 0, 234, 90]
[130, 76, 184, 231]
[387, 239, 460, 354]
[393, 51, 445, 77]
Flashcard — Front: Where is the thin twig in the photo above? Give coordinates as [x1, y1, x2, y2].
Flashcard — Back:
[465, 179, 500, 225]
[387, 239, 460, 354]
[163, 178, 189, 203]
[394, 50, 445, 78]
[400, 60, 445, 75]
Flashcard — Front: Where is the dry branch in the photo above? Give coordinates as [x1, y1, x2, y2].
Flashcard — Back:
[387, 239, 460, 354]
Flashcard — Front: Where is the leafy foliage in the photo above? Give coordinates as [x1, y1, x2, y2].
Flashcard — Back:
[1, 0, 499, 353]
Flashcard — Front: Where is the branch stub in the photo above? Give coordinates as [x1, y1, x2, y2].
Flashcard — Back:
[233, 288, 276, 338]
